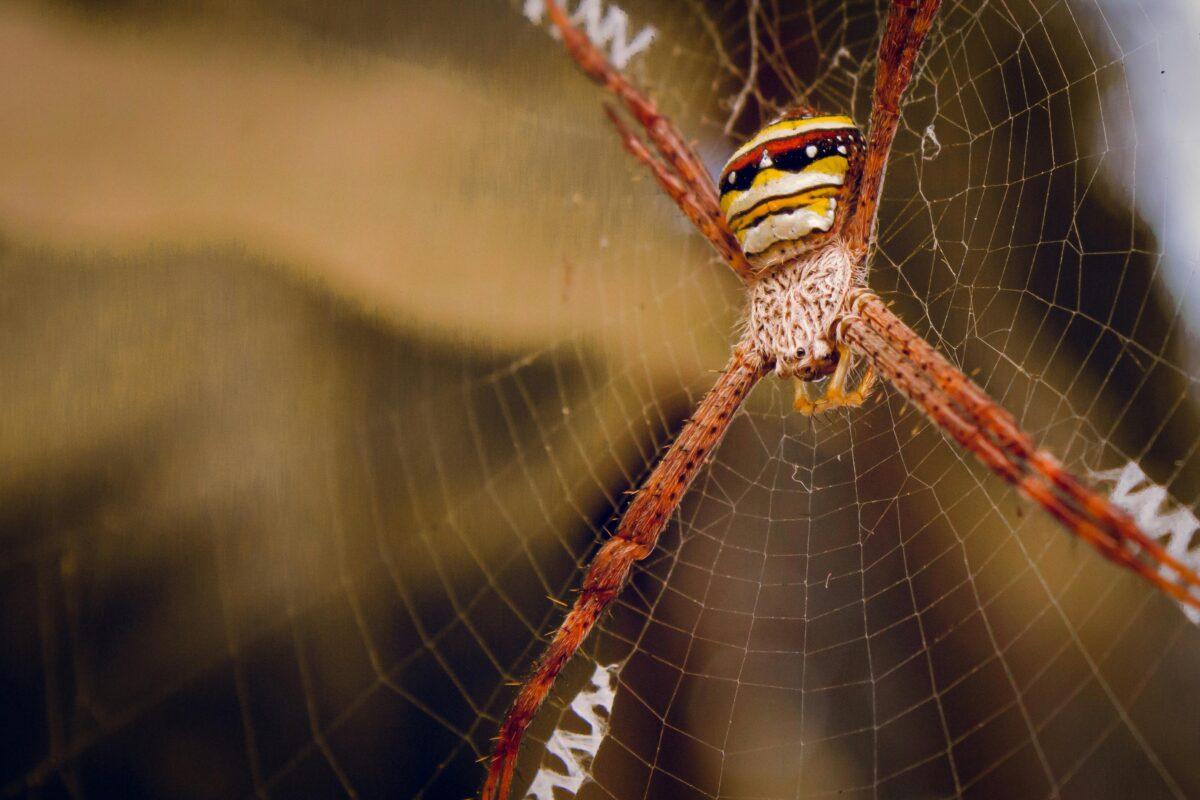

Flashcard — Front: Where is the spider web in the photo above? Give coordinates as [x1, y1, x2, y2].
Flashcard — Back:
[2, 0, 1200, 799]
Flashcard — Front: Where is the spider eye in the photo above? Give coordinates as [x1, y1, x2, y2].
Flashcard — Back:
[796, 348, 807, 358]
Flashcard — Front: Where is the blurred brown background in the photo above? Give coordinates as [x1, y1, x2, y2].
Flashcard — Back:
[2, 1, 1199, 798]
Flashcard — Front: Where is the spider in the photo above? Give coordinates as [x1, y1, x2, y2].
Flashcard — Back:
[482, 2, 1200, 797]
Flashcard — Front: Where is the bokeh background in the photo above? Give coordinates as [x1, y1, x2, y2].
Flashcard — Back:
[2, 1, 1199, 798]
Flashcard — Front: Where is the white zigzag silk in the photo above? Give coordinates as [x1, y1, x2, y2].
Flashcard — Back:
[525, 662, 620, 799]
[522, 0, 656, 68]
[1092, 461, 1200, 624]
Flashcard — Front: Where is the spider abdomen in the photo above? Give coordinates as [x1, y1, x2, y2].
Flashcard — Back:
[719, 111, 864, 269]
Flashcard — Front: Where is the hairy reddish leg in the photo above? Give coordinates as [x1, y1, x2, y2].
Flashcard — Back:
[543, 0, 713, 205]
[839, 299, 1200, 612]
[602, 107, 752, 276]
[544, 0, 757, 283]
[843, 0, 942, 257]
[481, 346, 767, 800]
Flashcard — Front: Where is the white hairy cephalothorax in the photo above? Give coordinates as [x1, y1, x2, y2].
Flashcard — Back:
[746, 241, 857, 379]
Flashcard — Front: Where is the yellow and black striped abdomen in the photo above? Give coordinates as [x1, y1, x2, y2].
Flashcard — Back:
[719, 112, 863, 267]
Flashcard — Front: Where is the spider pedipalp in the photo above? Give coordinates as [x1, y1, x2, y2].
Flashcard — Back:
[793, 343, 878, 415]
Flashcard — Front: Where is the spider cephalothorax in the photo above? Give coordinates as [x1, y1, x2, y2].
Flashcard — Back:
[718, 108, 865, 269]
[746, 241, 855, 380]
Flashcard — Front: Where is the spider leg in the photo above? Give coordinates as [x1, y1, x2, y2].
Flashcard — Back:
[793, 343, 877, 415]
[543, 0, 713, 205]
[839, 296, 1200, 612]
[603, 106, 755, 279]
[843, 0, 942, 258]
[481, 345, 767, 800]
[543, 1, 757, 283]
